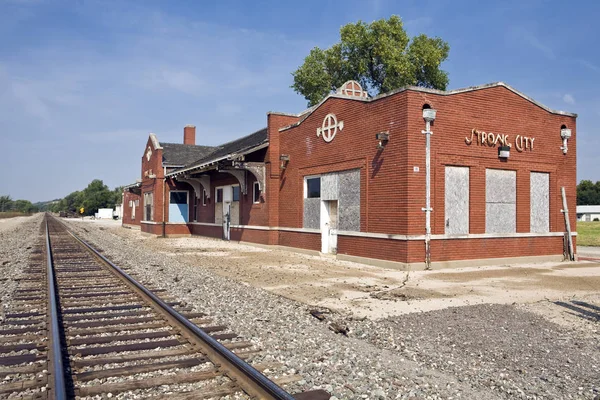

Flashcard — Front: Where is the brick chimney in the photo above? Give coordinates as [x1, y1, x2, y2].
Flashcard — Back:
[183, 125, 196, 145]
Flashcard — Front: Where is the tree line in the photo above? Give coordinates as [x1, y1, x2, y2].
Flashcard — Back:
[0, 196, 39, 214]
[1, 179, 122, 216]
[48, 179, 122, 216]
[577, 180, 600, 205]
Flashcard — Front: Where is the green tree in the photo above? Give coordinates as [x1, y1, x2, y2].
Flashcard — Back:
[64, 191, 83, 213]
[0, 195, 13, 212]
[577, 180, 600, 205]
[81, 179, 114, 215]
[13, 199, 38, 213]
[291, 15, 450, 106]
[112, 186, 123, 206]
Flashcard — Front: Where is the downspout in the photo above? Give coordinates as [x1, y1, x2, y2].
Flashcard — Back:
[162, 166, 166, 238]
[121, 190, 125, 226]
[422, 107, 437, 270]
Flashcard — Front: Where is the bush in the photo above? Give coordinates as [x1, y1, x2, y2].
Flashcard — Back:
[594, 218, 600, 222]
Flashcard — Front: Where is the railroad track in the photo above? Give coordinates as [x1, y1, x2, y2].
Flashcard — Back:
[0, 215, 330, 399]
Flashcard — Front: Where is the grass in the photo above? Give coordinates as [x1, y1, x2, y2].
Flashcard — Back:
[577, 221, 600, 246]
[0, 212, 33, 219]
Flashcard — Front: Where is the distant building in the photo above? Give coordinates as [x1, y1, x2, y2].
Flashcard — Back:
[576, 205, 600, 221]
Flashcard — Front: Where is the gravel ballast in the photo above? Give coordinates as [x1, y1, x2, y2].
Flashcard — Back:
[4, 216, 597, 399]
[0, 215, 42, 323]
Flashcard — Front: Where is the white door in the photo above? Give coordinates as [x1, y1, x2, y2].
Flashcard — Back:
[222, 187, 232, 240]
[320, 200, 338, 254]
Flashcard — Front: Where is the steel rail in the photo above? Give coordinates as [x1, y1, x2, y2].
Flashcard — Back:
[55, 219, 297, 400]
[45, 217, 68, 400]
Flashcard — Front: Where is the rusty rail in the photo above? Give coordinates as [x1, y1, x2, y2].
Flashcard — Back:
[45, 216, 68, 400]
[49, 215, 329, 400]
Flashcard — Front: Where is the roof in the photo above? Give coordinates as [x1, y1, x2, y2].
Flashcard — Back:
[167, 127, 268, 177]
[123, 182, 141, 189]
[277, 82, 577, 133]
[576, 205, 600, 213]
[161, 143, 217, 167]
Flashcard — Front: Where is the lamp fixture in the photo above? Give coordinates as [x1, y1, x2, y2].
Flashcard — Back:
[421, 105, 436, 269]
[279, 154, 290, 169]
[498, 145, 510, 159]
[422, 108, 437, 122]
[560, 126, 571, 154]
[375, 131, 390, 149]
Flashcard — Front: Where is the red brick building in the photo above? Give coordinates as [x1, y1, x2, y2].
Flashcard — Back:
[123, 81, 577, 269]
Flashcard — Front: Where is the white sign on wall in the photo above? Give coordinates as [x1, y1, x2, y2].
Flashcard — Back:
[317, 113, 344, 143]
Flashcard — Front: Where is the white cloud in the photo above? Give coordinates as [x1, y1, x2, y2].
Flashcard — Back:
[562, 94, 575, 104]
[578, 59, 600, 73]
[511, 27, 555, 60]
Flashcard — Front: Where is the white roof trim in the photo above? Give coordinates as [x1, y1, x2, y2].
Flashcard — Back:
[278, 82, 577, 133]
[149, 133, 162, 150]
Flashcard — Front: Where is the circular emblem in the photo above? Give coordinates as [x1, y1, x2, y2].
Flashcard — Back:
[316, 113, 344, 143]
[321, 114, 337, 142]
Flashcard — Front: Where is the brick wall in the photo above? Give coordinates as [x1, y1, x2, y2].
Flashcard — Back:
[122, 191, 142, 226]
[278, 84, 576, 264]
[278, 231, 320, 251]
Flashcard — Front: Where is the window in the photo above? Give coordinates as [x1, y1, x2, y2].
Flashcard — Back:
[131, 200, 136, 220]
[170, 191, 188, 204]
[253, 181, 261, 203]
[128, 200, 133, 207]
[485, 169, 516, 233]
[202, 189, 207, 206]
[306, 177, 321, 198]
[193, 198, 198, 222]
[530, 172, 549, 233]
[135, 199, 139, 206]
[445, 166, 469, 234]
[143, 192, 153, 221]
[232, 186, 240, 202]
[216, 188, 223, 203]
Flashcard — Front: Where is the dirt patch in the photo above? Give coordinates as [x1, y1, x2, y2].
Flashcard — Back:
[369, 286, 449, 301]
[429, 266, 550, 281]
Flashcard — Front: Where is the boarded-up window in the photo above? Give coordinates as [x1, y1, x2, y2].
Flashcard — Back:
[486, 169, 516, 233]
[530, 172, 550, 233]
[445, 166, 469, 234]
[143, 192, 153, 221]
[338, 169, 360, 232]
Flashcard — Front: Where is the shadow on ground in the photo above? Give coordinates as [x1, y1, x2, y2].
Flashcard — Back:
[554, 300, 600, 322]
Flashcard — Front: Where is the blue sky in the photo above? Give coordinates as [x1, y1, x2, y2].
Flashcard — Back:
[0, 0, 598, 202]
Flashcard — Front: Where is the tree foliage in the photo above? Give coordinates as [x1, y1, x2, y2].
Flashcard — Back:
[577, 180, 600, 205]
[49, 180, 122, 216]
[292, 15, 450, 106]
[0, 195, 39, 213]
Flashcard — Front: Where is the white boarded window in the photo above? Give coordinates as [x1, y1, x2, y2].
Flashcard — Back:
[143, 192, 153, 221]
[530, 172, 549, 233]
[445, 166, 469, 234]
[486, 169, 516, 233]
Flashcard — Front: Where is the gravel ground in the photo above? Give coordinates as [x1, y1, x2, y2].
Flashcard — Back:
[64, 220, 499, 399]
[0, 214, 41, 323]
[351, 304, 599, 399]
[5, 216, 597, 399]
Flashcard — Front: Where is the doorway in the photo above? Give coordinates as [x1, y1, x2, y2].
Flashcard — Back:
[320, 200, 338, 254]
[169, 191, 189, 223]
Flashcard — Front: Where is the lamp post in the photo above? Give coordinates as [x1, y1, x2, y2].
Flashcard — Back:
[422, 107, 436, 269]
